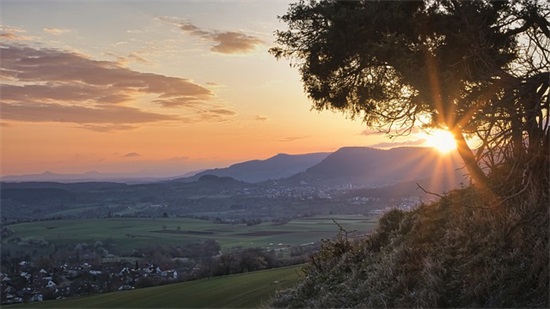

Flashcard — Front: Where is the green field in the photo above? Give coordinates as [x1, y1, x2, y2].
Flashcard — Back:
[4, 215, 377, 252]
[7, 265, 303, 308]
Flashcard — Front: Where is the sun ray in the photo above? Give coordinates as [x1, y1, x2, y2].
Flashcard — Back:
[424, 129, 457, 153]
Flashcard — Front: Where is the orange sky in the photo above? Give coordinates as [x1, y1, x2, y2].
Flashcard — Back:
[0, 1, 430, 177]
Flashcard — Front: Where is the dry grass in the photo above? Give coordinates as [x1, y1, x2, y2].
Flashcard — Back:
[267, 183, 549, 308]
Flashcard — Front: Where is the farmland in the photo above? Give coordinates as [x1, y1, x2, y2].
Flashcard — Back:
[6, 265, 303, 308]
[3, 215, 377, 254]
[1, 214, 377, 305]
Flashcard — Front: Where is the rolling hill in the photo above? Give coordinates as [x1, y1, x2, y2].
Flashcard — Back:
[181, 152, 330, 183]
[288, 146, 466, 188]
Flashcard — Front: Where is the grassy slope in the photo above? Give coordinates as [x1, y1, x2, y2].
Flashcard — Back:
[268, 186, 549, 308]
[10, 265, 302, 308]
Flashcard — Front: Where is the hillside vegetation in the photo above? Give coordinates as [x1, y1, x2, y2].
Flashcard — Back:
[268, 183, 549, 307]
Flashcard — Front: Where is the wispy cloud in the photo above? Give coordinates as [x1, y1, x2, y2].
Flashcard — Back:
[0, 43, 237, 129]
[77, 124, 139, 133]
[160, 17, 264, 54]
[196, 108, 238, 122]
[1, 102, 178, 124]
[43, 27, 72, 35]
[255, 115, 268, 122]
[0, 31, 18, 40]
[279, 136, 309, 142]
[0, 25, 33, 41]
[123, 152, 141, 158]
[369, 138, 426, 149]
[360, 128, 385, 136]
[105, 51, 150, 65]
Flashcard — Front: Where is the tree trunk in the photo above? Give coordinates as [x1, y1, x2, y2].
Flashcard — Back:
[450, 127, 489, 187]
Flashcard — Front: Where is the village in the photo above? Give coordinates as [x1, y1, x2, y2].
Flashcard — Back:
[0, 236, 316, 306]
[1, 258, 186, 305]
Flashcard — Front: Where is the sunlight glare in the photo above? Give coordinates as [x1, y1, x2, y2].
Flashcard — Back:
[425, 129, 457, 153]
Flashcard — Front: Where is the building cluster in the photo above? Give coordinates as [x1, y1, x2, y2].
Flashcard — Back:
[235, 183, 355, 200]
[0, 260, 183, 305]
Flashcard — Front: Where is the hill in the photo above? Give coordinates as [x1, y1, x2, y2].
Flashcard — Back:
[267, 185, 549, 308]
[181, 152, 330, 183]
[287, 146, 465, 188]
[8, 265, 302, 308]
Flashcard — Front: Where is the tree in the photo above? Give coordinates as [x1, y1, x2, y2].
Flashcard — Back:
[271, 0, 549, 191]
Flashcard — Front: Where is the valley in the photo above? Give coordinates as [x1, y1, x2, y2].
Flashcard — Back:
[0, 146, 466, 306]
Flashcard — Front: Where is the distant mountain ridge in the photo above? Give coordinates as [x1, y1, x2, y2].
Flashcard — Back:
[287, 146, 466, 188]
[181, 152, 331, 183]
[0, 171, 170, 184]
[1, 152, 331, 184]
[1, 147, 465, 190]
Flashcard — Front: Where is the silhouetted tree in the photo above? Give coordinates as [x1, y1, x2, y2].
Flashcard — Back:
[271, 0, 549, 191]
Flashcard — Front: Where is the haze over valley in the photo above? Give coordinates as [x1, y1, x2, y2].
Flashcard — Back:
[1, 146, 465, 223]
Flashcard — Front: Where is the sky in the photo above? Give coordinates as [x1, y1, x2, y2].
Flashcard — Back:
[0, 0, 431, 178]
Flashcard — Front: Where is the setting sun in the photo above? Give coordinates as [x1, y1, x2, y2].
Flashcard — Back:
[424, 129, 457, 153]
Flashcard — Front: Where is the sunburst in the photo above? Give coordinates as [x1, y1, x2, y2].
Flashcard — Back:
[424, 129, 457, 153]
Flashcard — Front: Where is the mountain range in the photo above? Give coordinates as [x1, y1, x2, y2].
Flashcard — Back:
[2, 147, 467, 190]
[0, 171, 171, 184]
[177, 152, 331, 183]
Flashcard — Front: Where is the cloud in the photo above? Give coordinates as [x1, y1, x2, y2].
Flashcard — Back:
[0, 43, 236, 128]
[279, 136, 309, 142]
[0, 32, 18, 40]
[160, 17, 264, 54]
[77, 124, 139, 132]
[360, 128, 385, 136]
[127, 52, 148, 64]
[0, 122, 12, 127]
[369, 138, 427, 149]
[0, 102, 178, 124]
[123, 152, 141, 158]
[210, 31, 264, 54]
[164, 156, 190, 162]
[105, 51, 150, 65]
[43, 27, 71, 35]
[196, 108, 238, 122]
[0, 26, 32, 41]
[255, 115, 268, 121]
[153, 97, 205, 108]
[208, 108, 237, 116]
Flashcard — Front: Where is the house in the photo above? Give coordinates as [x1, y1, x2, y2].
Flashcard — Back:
[46, 280, 57, 288]
[117, 284, 133, 291]
[162, 270, 178, 280]
[20, 272, 32, 281]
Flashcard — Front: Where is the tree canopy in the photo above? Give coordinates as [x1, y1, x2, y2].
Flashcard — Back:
[271, 0, 549, 191]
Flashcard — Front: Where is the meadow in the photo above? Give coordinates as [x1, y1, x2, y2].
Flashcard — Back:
[7, 265, 303, 308]
[4, 215, 378, 253]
